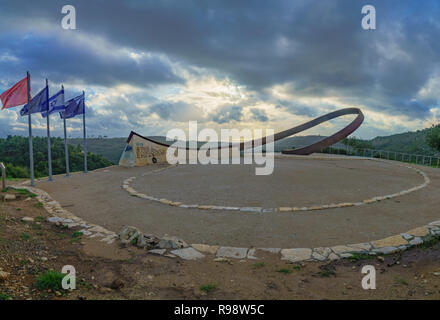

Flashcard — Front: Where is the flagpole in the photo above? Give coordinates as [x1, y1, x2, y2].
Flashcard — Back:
[62, 85, 70, 177]
[46, 79, 52, 181]
[83, 91, 87, 173]
[27, 71, 35, 186]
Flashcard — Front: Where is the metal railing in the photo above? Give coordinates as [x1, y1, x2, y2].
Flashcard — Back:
[321, 146, 440, 168]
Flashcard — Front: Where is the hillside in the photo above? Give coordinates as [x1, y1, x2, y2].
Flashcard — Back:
[0, 136, 113, 179]
[68, 137, 127, 164]
[371, 128, 439, 156]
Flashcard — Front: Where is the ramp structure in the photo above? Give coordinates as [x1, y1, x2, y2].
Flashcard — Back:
[119, 108, 364, 167]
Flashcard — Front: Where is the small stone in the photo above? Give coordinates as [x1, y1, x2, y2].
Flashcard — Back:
[0, 271, 10, 281]
[21, 217, 34, 222]
[434, 272, 440, 276]
[377, 256, 385, 262]
[55, 291, 62, 297]
[372, 246, 399, 255]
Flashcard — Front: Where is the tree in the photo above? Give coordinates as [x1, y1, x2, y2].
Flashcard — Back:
[426, 125, 440, 152]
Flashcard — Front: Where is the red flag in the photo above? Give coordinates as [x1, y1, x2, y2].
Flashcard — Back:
[0, 76, 30, 110]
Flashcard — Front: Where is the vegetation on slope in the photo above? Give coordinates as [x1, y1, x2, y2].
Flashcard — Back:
[0, 136, 113, 178]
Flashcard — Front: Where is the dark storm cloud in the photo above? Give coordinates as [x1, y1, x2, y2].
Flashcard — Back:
[1, 0, 440, 122]
[0, 33, 181, 89]
[250, 108, 269, 122]
[212, 105, 243, 124]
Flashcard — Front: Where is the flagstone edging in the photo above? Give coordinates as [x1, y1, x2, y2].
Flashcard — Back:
[10, 183, 440, 262]
[122, 158, 430, 213]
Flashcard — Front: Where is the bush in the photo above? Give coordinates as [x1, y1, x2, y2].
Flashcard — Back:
[34, 270, 65, 291]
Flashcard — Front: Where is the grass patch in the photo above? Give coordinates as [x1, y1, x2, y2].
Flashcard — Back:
[199, 283, 217, 293]
[35, 216, 45, 222]
[78, 279, 92, 290]
[292, 264, 301, 271]
[277, 268, 292, 274]
[394, 276, 409, 286]
[252, 262, 265, 269]
[16, 208, 22, 211]
[72, 231, 83, 238]
[20, 232, 31, 241]
[348, 253, 375, 261]
[32, 223, 41, 230]
[420, 235, 440, 250]
[10, 188, 36, 197]
[34, 202, 44, 208]
[0, 293, 11, 300]
[34, 270, 65, 292]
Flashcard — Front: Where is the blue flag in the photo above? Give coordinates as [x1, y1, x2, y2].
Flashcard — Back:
[42, 88, 65, 118]
[20, 86, 48, 116]
[60, 93, 84, 119]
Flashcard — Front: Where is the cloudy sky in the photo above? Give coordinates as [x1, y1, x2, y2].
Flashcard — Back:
[0, 0, 439, 140]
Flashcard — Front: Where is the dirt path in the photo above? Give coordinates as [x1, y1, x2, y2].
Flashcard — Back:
[1, 192, 440, 300]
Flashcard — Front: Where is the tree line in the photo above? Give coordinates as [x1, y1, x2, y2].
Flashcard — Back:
[0, 135, 113, 178]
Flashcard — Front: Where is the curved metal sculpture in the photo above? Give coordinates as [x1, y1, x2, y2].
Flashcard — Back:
[234, 107, 364, 154]
[120, 108, 364, 166]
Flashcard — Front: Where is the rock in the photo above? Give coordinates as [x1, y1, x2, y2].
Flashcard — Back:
[110, 279, 124, 290]
[372, 235, 408, 248]
[137, 233, 159, 249]
[170, 247, 205, 260]
[372, 246, 399, 255]
[48, 217, 63, 223]
[0, 271, 10, 281]
[247, 248, 258, 260]
[156, 236, 188, 249]
[21, 217, 34, 222]
[216, 247, 248, 259]
[409, 237, 423, 246]
[280, 248, 312, 263]
[406, 226, 430, 237]
[3, 194, 16, 201]
[148, 249, 166, 255]
[191, 244, 219, 254]
[258, 248, 281, 254]
[118, 226, 140, 245]
[239, 207, 262, 213]
[331, 245, 355, 255]
[434, 272, 440, 276]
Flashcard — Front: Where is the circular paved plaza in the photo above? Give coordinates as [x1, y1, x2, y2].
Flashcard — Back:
[35, 155, 440, 248]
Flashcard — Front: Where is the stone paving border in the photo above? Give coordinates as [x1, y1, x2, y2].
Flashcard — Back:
[122, 157, 430, 213]
[11, 157, 440, 263]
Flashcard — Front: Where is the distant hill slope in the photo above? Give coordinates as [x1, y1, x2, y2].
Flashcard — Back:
[370, 127, 439, 156]
[68, 137, 127, 164]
